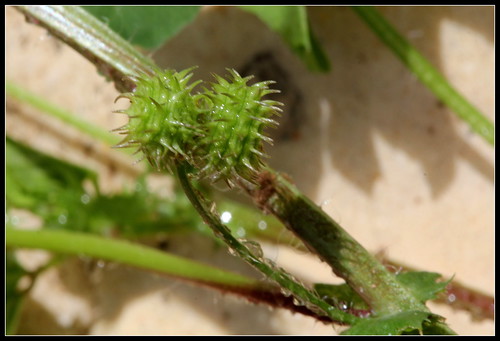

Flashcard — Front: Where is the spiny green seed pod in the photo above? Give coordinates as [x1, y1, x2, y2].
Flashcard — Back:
[199, 69, 282, 185]
[115, 67, 282, 185]
[114, 67, 208, 172]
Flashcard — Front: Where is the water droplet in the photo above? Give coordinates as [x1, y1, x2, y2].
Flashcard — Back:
[235, 226, 246, 238]
[220, 211, 232, 223]
[209, 202, 218, 215]
[320, 198, 333, 209]
[58, 214, 67, 225]
[447, 293, 456, 303]
[293, 297, 305, 306]
[257, 220, 267, 230]
[80, 193, 90, 205]
[8, 215, 20, 226]
[227, 247, 238, 257]
[241, 239, 263, 258]
[280, 287, 293, 297]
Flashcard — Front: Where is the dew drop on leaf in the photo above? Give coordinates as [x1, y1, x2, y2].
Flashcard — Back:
[257, 220, 267, 231]
[80, 193, 90, 205]
[235, 226, 246, 238]
[8, 215, 20, 226]
[58, 214, 67, 225]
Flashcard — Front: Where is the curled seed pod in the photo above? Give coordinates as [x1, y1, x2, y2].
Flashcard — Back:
[115, 67, 282, 185]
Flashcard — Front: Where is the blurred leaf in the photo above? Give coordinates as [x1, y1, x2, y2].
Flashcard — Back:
[341, 310, 436, 335]
[6, 251, 29, 335]
[6, 136, 205, 237]
[83, 6, 200, 50]
[86, 177, 208, 237]
[6, 137, 97, 221]
[240, 6, 330, 72]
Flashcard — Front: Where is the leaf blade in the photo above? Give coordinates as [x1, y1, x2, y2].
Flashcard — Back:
[83, 6, 201, 50]
[240, 6, 330, 72]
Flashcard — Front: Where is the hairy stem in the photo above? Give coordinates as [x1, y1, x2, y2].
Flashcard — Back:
[175, 161, 359, 325]
[16, 5, 158, 92]
[248, 169, 428, 316]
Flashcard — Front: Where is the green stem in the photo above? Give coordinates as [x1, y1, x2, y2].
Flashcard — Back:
[15, 5, 158, 92]
[352, 6, 494, 146]
[6, 80, 119, 146]
[175, 161, 359, 325]
[251, 168, 429, 317]
[6, 228, 257, 289]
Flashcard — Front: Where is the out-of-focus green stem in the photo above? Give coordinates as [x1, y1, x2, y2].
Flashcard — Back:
[352, 6, 494, 146]
[6, 80, 119, 146]
[6, 228, 258, 289]
[16, 5, 158, 92]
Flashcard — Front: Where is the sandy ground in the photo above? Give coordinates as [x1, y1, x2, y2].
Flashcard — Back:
[6, 6, 494, 335]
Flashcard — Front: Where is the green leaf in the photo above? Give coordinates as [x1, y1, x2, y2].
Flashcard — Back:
[86, 177, 209, 237]
[314, 282, 370, 311]
[83, 6, 200, 50]
[396, 271, 450, 303]
[6, 137, 100, 233]
[6, 137, 98, 218]
[240, 6, 330, 72]
[6, 252, 29, 335]
[5, 136, 204, 236]
[315, 271, 448, 315]
[341, 310, 435, 335]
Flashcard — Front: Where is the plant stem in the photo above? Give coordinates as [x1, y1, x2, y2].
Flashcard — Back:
[6, 226, 345, 324]
[6, 228, 257, 289]
[175, 161, 359, 325]
[352, 6, 494, 146]
[16, 5, 158, 92]
[249, 168, 429, 317]
[6, 81, 119, 146]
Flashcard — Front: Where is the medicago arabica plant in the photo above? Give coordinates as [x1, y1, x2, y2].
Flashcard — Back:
[114, 66, 456, 334]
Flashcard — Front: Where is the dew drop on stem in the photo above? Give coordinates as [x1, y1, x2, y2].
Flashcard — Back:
[240, 239, 264, 259]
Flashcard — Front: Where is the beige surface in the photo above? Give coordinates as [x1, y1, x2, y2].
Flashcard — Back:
[6, 6, 494, 335]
